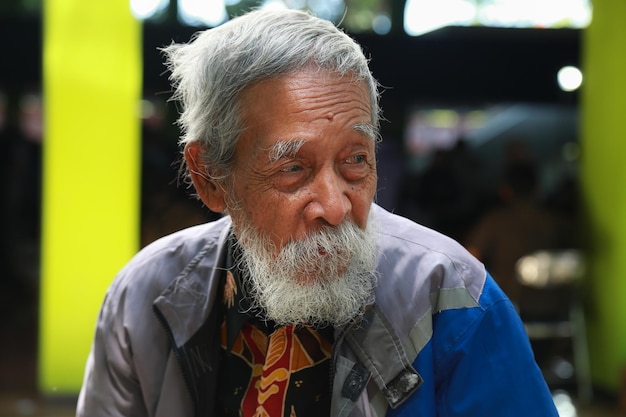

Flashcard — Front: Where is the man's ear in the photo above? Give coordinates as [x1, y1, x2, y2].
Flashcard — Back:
[184, 142, 227, 213]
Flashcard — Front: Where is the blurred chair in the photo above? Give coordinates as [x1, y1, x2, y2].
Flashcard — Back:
[515, 249, 592, 404]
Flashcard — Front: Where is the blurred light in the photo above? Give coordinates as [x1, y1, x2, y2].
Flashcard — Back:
[427, 109, 460, 128]
[179, 0, 227, 26]
[552, 358, 575, 380]
[517, 255, 542, 286]
[350, 9, 375, 32]
[480, 0, 592, 28]
[260, 0, 289, 11]
[463, 110, 487, 130]
[285, 0, 306, 8]
[405, 0, 592, 36]
[308, 0, 345, 22]
[372, 13, 392, 35]
[558, 65, 583, 92]
[405, 108, 463, 154]
[141, 99, 155, 119]
[404, 0, 475, 36]
[130, 0, 168, 20]
[516, 250, 585, 288]
[552, 390, 577, 417]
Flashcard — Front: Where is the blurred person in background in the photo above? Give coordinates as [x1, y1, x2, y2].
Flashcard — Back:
[465, 159, 568, 308]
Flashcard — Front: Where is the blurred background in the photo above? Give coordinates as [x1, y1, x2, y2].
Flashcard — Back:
[1, 0, 626, 416]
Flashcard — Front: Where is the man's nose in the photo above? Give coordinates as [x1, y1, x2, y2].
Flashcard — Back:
[305, 168, 351, 226]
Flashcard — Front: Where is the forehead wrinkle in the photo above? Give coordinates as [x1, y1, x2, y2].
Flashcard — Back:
[265, 139, 306, 162]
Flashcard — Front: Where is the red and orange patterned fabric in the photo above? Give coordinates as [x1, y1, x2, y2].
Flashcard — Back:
[216, 252, 334, 417]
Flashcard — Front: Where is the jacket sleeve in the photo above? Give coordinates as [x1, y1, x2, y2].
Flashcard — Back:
[435, 286, 559, 416]
[76, 287, 149, 417]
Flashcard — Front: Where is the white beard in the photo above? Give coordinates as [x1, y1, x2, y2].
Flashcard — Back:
[233, 216, 378, 327]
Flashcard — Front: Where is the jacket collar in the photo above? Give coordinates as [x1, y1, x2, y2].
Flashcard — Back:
[153, 213, 422, 409]
[153, 216, 233, 347]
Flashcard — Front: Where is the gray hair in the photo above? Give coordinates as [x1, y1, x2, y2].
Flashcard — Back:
[162, 8, 380, 182]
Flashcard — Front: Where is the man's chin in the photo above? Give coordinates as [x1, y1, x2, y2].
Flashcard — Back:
[293, 268, 350, 286]
[249, 268, 376, 328]
[263, 307, 365, 329]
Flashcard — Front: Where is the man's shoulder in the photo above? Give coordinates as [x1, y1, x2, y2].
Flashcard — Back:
[374, 205, 457, 247]
[107, 216, 232, 304]
[373, 205, 484, 281]
[371, 206, 490, 335]
[138, 216, 231, 261]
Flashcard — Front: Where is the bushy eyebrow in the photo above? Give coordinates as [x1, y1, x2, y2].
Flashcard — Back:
[353, 122, 381, 143]
[266, 139, 306, 162]
[265, 122, 378, 162]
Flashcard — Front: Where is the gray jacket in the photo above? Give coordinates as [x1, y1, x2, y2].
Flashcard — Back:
[77, 204, 557, 417]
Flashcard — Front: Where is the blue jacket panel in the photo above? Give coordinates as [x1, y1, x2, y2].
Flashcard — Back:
[387, 277, 557, 416]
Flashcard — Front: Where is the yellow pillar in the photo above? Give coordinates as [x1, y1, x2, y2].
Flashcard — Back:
[40, 0, 141, 393]
[581, 0, 626, 392]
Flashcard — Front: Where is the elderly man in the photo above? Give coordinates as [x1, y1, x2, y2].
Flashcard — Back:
[77, 9, 558, 417]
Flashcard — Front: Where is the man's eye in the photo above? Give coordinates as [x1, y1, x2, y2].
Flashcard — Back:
[346, 154, 367, 164]
[280, 164, 303, 173]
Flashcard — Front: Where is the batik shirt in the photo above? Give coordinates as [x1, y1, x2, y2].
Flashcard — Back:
[215, 238, 334, 417]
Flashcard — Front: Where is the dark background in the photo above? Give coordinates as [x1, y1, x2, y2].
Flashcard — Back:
[0, 13, 582, 394]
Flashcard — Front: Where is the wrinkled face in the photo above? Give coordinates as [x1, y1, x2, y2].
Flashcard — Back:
[226, 68, 378, 255]
[182, 68, 380, 324]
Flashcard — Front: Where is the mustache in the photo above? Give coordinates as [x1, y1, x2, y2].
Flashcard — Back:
[279, 223, 361, 261]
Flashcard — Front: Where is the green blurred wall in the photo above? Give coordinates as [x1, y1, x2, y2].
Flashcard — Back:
[581, 0, 626, 392]
[40, 0, 141, 393]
